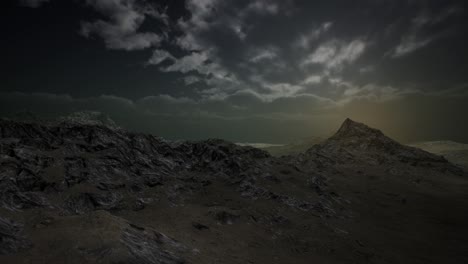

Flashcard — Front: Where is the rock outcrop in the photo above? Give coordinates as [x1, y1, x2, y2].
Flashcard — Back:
[0, 118, 466, 264]
[300, 119, 462, 175]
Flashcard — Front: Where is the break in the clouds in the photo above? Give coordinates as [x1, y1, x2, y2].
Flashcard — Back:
[2, 0, 468, 143]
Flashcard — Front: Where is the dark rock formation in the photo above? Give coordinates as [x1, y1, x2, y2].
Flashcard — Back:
[0, 118, 466, 264]
[0, 217, 31, 254]
[300, 119, 463, 175]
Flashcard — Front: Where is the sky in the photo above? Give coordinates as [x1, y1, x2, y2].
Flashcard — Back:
[1, 0, 468, 143]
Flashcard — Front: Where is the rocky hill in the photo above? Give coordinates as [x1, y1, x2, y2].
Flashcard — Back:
[300, 119, 461, 173]
[0, 118, 467, 264]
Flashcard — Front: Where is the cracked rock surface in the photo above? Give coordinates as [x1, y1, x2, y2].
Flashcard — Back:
[0, 118, 467, 264]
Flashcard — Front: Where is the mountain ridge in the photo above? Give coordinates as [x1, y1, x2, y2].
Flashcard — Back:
[300, 118, 463, 176]
[0, 118, 467, 264]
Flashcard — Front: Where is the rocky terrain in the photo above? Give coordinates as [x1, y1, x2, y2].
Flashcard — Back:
[0, 118, 467, 264]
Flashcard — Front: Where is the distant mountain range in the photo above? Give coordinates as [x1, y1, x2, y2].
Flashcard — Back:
[246, 123, 468, 168]
[7, 110, 119, 129]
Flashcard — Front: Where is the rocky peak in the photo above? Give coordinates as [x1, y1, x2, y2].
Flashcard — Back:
[302, 118, 459, 171]
[324, 118, 397, 152]
[331, 118, 385, 141]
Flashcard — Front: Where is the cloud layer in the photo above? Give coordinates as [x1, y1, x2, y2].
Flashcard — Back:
[2, 91, 468, 144]
[6, 0, 468, 142]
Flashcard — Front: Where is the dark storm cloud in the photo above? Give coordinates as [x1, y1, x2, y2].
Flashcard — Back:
[14, 0, 465, 101]
[80, 0, 169, 50]
[386, 5, 464, 58]
[142, 0, 466, 103]
[4, 0, 468, 142]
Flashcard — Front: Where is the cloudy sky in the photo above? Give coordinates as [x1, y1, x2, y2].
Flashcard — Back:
[2, 0, 468, 143]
